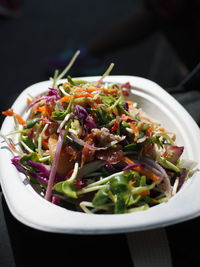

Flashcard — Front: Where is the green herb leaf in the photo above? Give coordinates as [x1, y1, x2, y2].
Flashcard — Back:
[114, 193, 127, 213]
[21, 136, 35, 151]
[98, 93, 115, 106]
[26, 118, 40, 129]
[92, 186, 110, 206]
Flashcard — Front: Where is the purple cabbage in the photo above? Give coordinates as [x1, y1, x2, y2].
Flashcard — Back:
[11, 156, 64, 185]
[11, 156, 26, 173]
[75, 104, 97, 129]
[27, 88, 61, 110]
[75, 104, 88, 120]
[124, 102, 129, 111]
[123, 163, 141, 171]
[27, 160, 50, 184]
[84, 118, 97, 129]
[47, 88, 61, 98]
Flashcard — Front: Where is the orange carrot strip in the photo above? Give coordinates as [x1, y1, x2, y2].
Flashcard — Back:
[59, 93, 93, 103]
[2, 109, 14, 116]
[2, 109, 26, 126]
[138, 190, 150, 196]
[74, 93, 93, 98]
[36, 106, 51, 117]
[14, 114, 26, 125]
[26, 98, 32, 104]
[123, 157, 160, 182]
[126, 101, 134, 106]
[59, 95, 71, 102]
[130, 122, 139, 141]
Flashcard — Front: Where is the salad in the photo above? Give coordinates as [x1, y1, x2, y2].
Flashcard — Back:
[0, 51, 197, 214]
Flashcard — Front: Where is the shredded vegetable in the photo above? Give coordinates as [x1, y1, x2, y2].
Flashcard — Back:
[0, 51, 198, 214]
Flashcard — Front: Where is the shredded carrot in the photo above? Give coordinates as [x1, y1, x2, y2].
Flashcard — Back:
[26, 98, 32, 104]
[130, 122, 139, 141]
[63, 82, 71, 88]
[59, 93, 93, 103]
[146, 128, 153, 136]
[90, 101, 98, 109]
[36, 106, 51, 117]
[75, 93, 93, 98]
[14, 114, 26, 125]
[2, 109, 14, 116]
[157, 128, 165, 132]
[139, 190, 150, 196]
[126, 101, 135, 106]
[59, 95, 71, 102]
[2, 109, 26, 125]
[123, 157, 135, 165]
[122, 157, 160, 182]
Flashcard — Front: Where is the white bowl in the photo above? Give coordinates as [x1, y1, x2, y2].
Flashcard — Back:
[1, 75, 200, 234]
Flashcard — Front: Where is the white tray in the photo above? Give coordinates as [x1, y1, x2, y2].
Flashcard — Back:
[1, 75, 200, 234]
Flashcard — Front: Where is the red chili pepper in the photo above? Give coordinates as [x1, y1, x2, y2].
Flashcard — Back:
[111, 121, 118, 132]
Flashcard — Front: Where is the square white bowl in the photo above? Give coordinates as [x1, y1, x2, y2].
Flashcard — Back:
[1, 75, 200, 234]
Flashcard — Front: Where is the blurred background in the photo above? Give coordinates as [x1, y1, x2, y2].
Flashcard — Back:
[1, 0, 197, 122]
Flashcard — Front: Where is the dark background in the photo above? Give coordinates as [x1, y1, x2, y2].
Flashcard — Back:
[0, 0, 185, 120]
[1, 0, 200, 266]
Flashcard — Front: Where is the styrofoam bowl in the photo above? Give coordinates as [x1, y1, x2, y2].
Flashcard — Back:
[1, 75, 200, 234]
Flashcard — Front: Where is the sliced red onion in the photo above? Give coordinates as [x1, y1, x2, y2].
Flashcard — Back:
[177, 169, 188, 192]
[163, 145, 184, 164]
[142, 158, 166, 179]
[142, 157, 172, 197]
[27, 96, 46, 110]
[45, 129, 65, 201]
